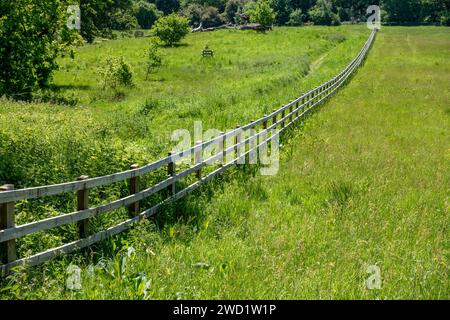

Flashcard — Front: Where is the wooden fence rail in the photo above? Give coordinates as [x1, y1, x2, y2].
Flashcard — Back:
[0, 29, 377, 275]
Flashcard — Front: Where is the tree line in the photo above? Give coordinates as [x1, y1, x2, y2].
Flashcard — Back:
[80, 0, 450, 42]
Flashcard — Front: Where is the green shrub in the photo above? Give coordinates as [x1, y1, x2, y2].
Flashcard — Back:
[146, 39, 163, 80]
[151, 14, 190, 46]
[250, 0, 277, 28]
[98, 56, 134, 89]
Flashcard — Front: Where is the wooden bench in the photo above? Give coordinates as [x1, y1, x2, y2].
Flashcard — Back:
[134, 31, 144, 38]
[202, 49, 214, 57]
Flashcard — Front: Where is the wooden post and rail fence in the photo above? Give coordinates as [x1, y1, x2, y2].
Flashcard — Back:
[0, 30, 377, 275]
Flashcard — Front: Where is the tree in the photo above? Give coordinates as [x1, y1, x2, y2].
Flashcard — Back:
[224, 0, 242, 23]
[151, 14, 190, 46]
[0, 0, 78, 99]
[250, 0, 277, 27]
[308, 0, 341, 25]
[182, 3, 226, 27]
[271, 0, 293, 24]
[151, 0, 181, 14]
[182, 3, 204, 26]
[80, 0, 136, 43]
[181, 0, 227, 12]
[134, 1, 162, 29]
[381, 0, 421, 24]
[287, 8, 304, 25]
[201, 6, 226, 27]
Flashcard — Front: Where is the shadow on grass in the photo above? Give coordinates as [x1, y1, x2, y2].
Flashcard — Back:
[50, 84, 91, 91]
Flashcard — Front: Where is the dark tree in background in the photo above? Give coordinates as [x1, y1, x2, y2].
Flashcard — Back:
[80, 0, 136, 42]
[134, 1, 162, 29]
[151, 0, 181, 14]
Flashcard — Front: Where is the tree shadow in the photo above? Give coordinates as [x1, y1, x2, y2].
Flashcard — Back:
[163, 43, 189, 48]
[50, 84, 91, 91]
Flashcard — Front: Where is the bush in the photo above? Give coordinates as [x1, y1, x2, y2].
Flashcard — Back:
[151, 14, 190, 46]
[250, 0, 277, 28]
[146, 40, 163, 80]
[308, 0, 341, 26]
[287, 9, 304, 26]
[134, 1, 162, 29]
[98, 56, 134, 90]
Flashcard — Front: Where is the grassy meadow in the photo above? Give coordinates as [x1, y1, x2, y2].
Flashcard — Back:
[0, 26, 449, 299]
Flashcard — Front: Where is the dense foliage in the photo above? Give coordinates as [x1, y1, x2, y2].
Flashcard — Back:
[0, 0, 78, 99]
[134, 1, 162, 29]
[144, 0, 450, 26]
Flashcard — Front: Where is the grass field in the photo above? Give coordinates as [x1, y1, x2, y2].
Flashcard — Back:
[0, 26, 449, 299]
[0, 26, 369, 260]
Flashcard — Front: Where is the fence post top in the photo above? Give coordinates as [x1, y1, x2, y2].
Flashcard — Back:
[77, 175, 89, 181]
[130, 164, 139, 170]
[0, 184, 14, 191]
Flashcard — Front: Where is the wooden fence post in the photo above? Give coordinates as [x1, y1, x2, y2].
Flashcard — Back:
[220, 132, 225, 167]
[128, 164, 140, 217]
[289, 102, 293, 124]
[235, 126, 242, 164]
[281, 109, 285, 129]
[195, 140, 202, 180]
[167, 152, 176, 196]
[262, 114, 268, 151]
[0, 185, 16, 265]
[272, 110, 277, 129]
[77, 176, 90, 239]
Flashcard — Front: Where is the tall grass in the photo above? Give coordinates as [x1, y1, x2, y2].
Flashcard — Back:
[1, 26, 448, 299]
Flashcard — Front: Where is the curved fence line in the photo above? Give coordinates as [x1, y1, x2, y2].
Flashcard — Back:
[0, 29, 377, 275]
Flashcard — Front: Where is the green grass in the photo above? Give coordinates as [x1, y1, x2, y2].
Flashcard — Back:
[0, 26, 369, 259]
[0, 26, 449, 299]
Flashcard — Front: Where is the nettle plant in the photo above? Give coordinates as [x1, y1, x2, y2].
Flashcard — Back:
[98, 56, 134, 90]
[146, 39, 163, 80]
